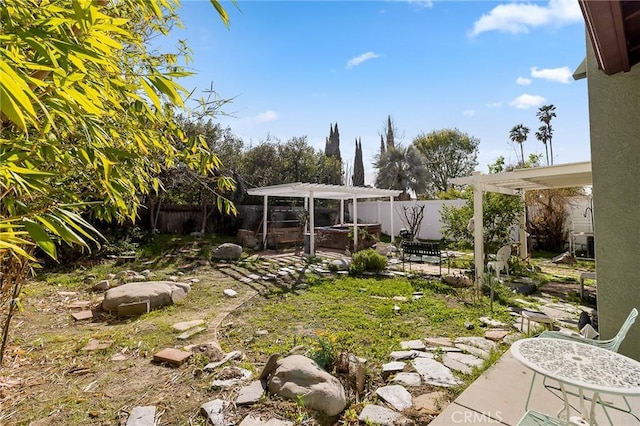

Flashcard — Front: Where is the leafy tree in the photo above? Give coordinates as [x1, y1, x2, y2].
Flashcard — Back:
[374, 145, 428, 198]
[536, 104, 556, 165]
[441, 157, 523, 257]
[413, 128, 479, 198]
[0, 0, 234, 364]
[509, 124, 530, 167]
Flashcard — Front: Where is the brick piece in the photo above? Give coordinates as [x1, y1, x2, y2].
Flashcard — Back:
[72, 310, 94, 321]
[153, 348, 192, 366]
[69, 301, 92, 310]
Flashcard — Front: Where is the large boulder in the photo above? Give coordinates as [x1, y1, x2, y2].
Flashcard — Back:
[268, 355, 347, 417]
[102, 281, 190, 312]
[213, 243, 243, 260]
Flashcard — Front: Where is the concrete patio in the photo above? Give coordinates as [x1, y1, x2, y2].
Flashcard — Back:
[430, 350, 640, 425]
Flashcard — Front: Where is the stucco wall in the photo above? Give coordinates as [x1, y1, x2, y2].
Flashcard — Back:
[586, 40, 640, 360]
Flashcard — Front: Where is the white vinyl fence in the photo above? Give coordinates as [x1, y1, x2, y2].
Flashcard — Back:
[352, 199, 467, 240]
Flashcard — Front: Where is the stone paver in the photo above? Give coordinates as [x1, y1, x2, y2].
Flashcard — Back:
[382, 361, 405, 373]
[391, 372, 422, 387]
[358, 405, 411, 426]
[412, 357, 462, 387]
[153, 348, 192, 366]
[172, 319, 205, 332]
[376, 385, 412, 411]
[126, 406, 156, 426]
[236, 380, 265, 405]
[400, 339, 426, 351]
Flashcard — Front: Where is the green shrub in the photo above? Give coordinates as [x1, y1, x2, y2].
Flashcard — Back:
[349, 249, 388, 275]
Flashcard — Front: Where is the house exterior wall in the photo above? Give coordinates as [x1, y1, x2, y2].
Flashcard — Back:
[586, 39, 640, 360]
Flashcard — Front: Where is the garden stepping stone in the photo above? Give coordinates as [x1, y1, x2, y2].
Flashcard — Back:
[200, 399, 228, 426]
[376, 384, 412, 411]
[236, 380, 266, 405]
[442, 352, 483, 375]
[389, 350, 418, 360]
[172, 319, 205, 332]
[400, 340, 426, 351]
[412, 357, 462, 387]
[239, 277, 253, 284]
[177, 326, 206, 340]
[248, 274, 260, 280]
[424, 337, 454, 347]
[454, 336, 497, 352]
[485, 329, 510, 341]
[382, 361, 405, 373]
[153, 348, 192, 366]
[413, 391, 449, 415]
[204, 350, 243, 371]
[358, 404, 411, 426]
[126, 406, 156, 426]
[455, 344, 490, 360]
[391, 372, 422, 387]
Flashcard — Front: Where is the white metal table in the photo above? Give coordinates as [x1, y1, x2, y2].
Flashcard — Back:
[511, 338, 640, 425]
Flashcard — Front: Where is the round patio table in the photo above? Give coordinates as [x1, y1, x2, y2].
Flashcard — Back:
[511, 338, 640, 425]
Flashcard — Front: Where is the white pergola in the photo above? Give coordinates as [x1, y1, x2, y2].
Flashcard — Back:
[247, 183, 402, 256]
[450, 161, 592, 287]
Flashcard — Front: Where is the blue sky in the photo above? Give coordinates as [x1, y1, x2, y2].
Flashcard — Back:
[169, 0, 590, 185]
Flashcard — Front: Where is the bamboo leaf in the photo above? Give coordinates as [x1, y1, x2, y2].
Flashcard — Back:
[23, 220, 57, 259]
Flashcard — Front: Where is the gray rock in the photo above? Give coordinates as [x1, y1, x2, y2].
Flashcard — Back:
[236, 380, 265, 405]
[479, 316, 508, 328]
[330, 258, 350, 270]
[92, 280, 110, 292]
[376, 385, 412, 411]
[106, 273, 116, 280]
[412, 357, 462, 387]
[358, 405, 412, 425]
[268, 355, 347, 417]
[213, 243, 243, 260]
[200, 399, 227, 426]
[102, 281, 191, 311]
[424, 337, 454, 347]
[126, 406, 155, 426]
[223, 289, 238, 297]
[391, 372, 422, 387]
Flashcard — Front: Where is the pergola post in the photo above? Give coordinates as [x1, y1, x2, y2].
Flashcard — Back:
[340, 199, 344, 225]
[262, 195, 268, 249]
[473, 174, 484, 292]
[519, 191, 528, 260]
[390, 196, 395, 244]
[352, 195, 358, 252]
[309, 191, 315, 256]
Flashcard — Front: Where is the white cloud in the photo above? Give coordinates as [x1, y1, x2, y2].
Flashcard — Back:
[509, 94, 546, 109]
[486, 101, 503, 108]
[254, 110, 278, 123]
[530, 66, 572, 83]
[463, 109, 476, 117]
[406, 0, 433, 8]
[516, 77, 532, 85]
[470, 0, 582, 37]
[346, 51, 381, 70]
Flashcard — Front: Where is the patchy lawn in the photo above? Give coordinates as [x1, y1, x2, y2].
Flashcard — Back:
[1, 237, 536, 425]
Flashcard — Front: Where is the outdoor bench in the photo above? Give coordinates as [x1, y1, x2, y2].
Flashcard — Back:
[269, 227, 304, 249]
[401, 241, 442, 275]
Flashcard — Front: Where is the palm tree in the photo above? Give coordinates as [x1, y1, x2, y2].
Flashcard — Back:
[374, 145, 428, 197]
[535, 124, 552, 166]
[509, 124, 530, 167]
[536, 104, 556, 165]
